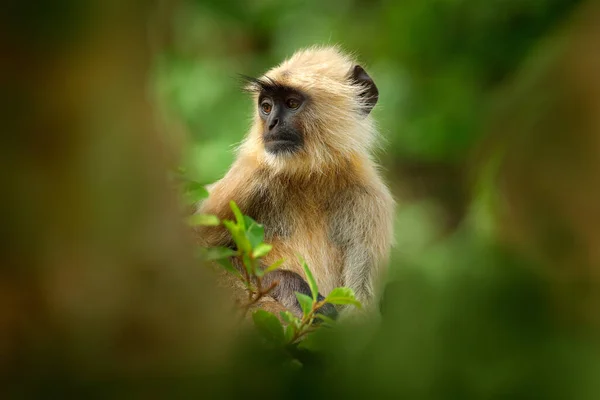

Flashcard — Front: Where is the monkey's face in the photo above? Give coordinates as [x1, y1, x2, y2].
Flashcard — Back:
[241, 46, 380, 170]
[257, 87, 306, 156]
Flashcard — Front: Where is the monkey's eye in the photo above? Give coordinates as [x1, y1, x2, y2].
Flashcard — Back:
[286, 98, 301, 109]
[260, 101, 272, 114]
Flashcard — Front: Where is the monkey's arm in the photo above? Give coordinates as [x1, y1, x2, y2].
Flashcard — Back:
[329, 185, 394, 311]
[229, 254, 337, 319]
[258, 269, 337, 319]
[192, 162, 253, 248]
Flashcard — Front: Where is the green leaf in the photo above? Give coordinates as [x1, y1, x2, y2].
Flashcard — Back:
[284, 323, 296, 343]
[200, 246, 237, 261]
[295, 292, 314, 318]
[298, 255, 318, 301]
[280, 311, 297, 325]
[229, 201, 245, 230]
[252, 310, 284, 345]
[265, 258, 285, 274]
[186, 214, 220, 226]
[245, 216, 265, 249]
[314, 313, 336, 326]
[223, 220, 250, 253]
[252, 243, 272, 258]
[221, 219, 236, 235]
[243, 215, 256, 228]
[297, 331, 323, 352]
[324, 287, 362, 308]
[242, 253, 254, 275]
[184, 181, 209, 204]
[215, 258, 241, 279]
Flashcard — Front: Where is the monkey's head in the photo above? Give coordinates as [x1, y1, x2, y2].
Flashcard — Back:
[240, 46, 380, 173]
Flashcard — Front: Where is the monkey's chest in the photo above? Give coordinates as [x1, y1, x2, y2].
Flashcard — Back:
[250, 199, 343, 294]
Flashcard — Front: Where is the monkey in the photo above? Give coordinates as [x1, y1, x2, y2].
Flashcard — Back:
[194, 46, 394, 320]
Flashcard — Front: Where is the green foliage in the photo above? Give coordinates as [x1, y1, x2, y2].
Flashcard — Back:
[325, 287, 362, 308]
[252, 243, 272, 260]
[9, 0, 600, 397]
[186, 213, 219, 226]
[182, 180, 209, 205]
[161, 1, 600, 397]
[295, 293, 313, 318]
[264, 258, 285, 274]
[189, 199, 362, 351]
[244, 215, 265, 249]
[252, 310, 285, 346]
[299, 255, 318, 301]
[198, 246, 236, 261]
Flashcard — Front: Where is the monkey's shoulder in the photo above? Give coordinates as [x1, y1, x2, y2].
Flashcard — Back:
[327, 182, 391, 211]
[326, 183, 394, 246]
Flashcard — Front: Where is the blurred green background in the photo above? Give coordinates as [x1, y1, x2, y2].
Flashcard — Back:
[5, 0, 600, 397]
[159, 0, 576, 178]
[158, 0, 574, 168]
[155, 0, 581, 273]
[154, 2, 600, 396]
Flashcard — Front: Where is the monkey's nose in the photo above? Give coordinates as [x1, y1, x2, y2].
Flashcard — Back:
[268, 118, 279, 130]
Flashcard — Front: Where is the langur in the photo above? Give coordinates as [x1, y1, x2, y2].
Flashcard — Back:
[195, 46, 394, 318]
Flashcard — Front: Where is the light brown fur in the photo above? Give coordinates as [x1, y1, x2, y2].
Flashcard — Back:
[196, 46, 394, 316]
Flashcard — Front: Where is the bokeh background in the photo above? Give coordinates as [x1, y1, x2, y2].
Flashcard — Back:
[157, 0, 589, 281]
[4, 0, 600, 397]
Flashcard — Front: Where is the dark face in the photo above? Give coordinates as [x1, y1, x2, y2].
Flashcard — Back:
[258, 87, 305, 155]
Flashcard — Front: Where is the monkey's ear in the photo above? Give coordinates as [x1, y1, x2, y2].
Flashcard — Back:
[350, 65, 379, 115]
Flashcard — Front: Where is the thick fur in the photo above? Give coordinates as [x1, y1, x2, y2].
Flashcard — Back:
[196, 46, 394, 316]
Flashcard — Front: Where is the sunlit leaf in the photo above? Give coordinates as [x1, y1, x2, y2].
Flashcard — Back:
[295, 292, 314, 318]
[252, 310, 284, 345]
[242, 253, 254, 275]
[265, 258, 285, 274]
[184, 181, 209, 204]
[324, 287, 362, 308]
[200, 246, 237, 260]
[186, 214, 220, 226]
[252, 243, 272, 258]
[298, 254, 318, 301]
[245, 216, 265, 249]
[279, 311, 298, 325]
[229, 201, 245, 230]
[221, 219, 237, 235]
[243, 215, 256, 229]
[223, 220, 250, 253]
[284, 323, 296, 343]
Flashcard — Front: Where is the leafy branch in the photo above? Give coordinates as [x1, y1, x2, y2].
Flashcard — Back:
[191, 200, 286, 314]
[180, 176, 362, 347]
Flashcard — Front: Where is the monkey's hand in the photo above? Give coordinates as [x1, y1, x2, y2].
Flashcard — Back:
[263, 270, 338, 322]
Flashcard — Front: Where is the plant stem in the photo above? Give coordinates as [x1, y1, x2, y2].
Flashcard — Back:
[288, 300, 327, 343]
